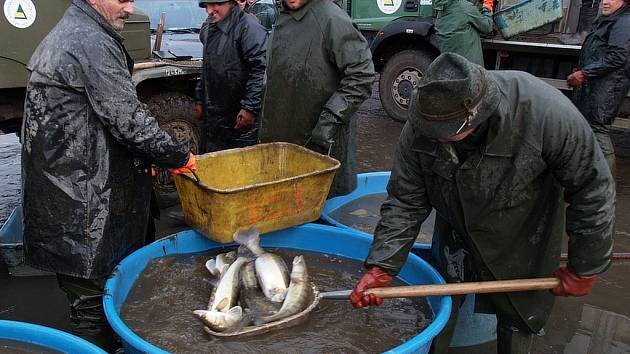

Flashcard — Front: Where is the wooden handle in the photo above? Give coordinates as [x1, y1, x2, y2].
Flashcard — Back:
[153, 12, 166, 52]
[133, 61, 168, 71]
[365, 277, 561, 298]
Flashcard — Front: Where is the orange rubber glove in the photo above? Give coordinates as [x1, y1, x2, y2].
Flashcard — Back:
[482, 0, 494, 13]
[169, 153, 197, 175]
[567, 70, 586, 88]
[551, 266, 597, 297]
[350, 266, 392, 308]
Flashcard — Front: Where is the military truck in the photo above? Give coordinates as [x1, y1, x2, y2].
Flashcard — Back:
[0, 0, 204, 205]
[341, 0, 630, 155]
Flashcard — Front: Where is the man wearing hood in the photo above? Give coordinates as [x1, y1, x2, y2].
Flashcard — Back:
[350, 53, 615, 353]
[433, 0, 494, 66]
[259, 0, 375, 197]
[193, 0, 268, 152]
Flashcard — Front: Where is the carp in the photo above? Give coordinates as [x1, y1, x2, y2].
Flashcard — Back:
[234, 227, 289, 303]
[208, 256, 248, 312]
[262, 255, 311, 323]
[193, 306, 243, 332]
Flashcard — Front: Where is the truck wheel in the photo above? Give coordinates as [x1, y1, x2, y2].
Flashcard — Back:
[145, 92, 201, 208]
[379, 49, 436, 122]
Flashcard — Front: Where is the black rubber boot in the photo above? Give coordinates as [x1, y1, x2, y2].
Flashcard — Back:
[560, 0, 599, 45]
[496, 321, 535, 354]
[56, 274, 116, 353]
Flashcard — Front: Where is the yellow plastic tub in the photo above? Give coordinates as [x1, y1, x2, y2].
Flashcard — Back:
[173, 143, 340, 243]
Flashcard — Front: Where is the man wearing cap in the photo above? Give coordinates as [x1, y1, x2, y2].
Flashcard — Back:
[259, 0, 375, 197]
[193, 0, 267, 152]
[350, 53, 615, 353]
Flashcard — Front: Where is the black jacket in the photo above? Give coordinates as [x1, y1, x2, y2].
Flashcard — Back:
[574, 5, 630, 127]
[195, 6, 267, 150]
[21, 0, 189, 278]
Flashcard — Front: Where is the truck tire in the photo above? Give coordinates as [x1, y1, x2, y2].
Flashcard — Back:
[145, 92, 201, 208]
[379, 49, 436, 122]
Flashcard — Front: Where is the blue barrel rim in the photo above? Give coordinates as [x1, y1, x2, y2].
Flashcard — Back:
[104, 223, 451, 354]
[0, 319, 107, 354]
[321, 171, 431, 252]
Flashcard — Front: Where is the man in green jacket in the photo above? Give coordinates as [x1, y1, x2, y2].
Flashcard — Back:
[259, 0, 375, 197]
[350, 53, 615, 354]
[434, 0, 494, 66]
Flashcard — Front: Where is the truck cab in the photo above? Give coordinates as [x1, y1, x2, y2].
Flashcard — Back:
[341, 0, 629, 156]
[0, 0, 204, 205]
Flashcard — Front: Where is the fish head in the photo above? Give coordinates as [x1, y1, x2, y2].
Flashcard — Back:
[290, 255, 308, 281]
[193, 307, 243, 332]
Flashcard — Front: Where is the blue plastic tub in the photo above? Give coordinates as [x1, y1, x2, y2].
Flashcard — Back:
[0, 205, 53, 276]
[104, 224, 451, 354]
[321, 172, 497, 347]
[0, 320, 107, 353]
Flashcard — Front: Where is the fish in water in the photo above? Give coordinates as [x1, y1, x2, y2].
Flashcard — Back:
[239, 260, 282, 318]
[262, 255, 311, 323]
[241, 261, 258, 290]
[234, 227, 289, 303]
[205, 250, 236, 278]
[208, 257, 248, 312]
[193, 306, 243, 332]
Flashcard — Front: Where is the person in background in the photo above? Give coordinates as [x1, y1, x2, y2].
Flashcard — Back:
[350, 53, 615, 354]
[560, 0, 601, 45]
[259, 0, 375, 197]
[247, 0, 278, 30]
[567, 0, 630, 174]
[433, 0, 494, 66]
[193, 0, 268, 152]
[21, 0, 196, 351]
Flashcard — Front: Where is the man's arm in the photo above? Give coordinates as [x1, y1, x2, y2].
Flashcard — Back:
[311, 12, 375, 148]
[239, 22, 268, 116]
[541, 99, 615, 276]
[80, 36, 189, 168]
[365, 123, 433, 275]
[322, 16, 375, 121]
[581, 17, 630, 79]
[466, 3, 494, 34]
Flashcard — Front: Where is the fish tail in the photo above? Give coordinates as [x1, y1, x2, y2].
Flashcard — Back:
[233, 226, 264, 256]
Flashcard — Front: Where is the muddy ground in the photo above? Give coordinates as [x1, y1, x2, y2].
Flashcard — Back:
[1, 86, 629, 354]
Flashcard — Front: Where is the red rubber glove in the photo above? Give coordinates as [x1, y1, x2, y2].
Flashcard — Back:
[551, 266, 597, 297]
[192, 103, 203, 120]
[350, 266, 392, 308]
[482, 0, 494, 13]
[567, 70, 585, 88]
[234, 109, 255, 129]
[169, 153, 197, 175]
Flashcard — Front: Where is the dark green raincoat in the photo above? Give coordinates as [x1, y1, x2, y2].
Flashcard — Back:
[434, 0, 493, 66]
[366, 71, 615, 332]
[259, 0, 375, 196]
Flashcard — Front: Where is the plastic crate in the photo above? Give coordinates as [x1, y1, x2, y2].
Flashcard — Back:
[494, 0, 563, 38]
[173, 143, 340, 243]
